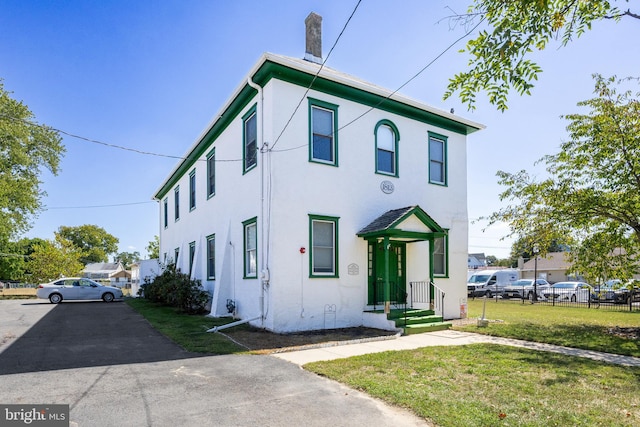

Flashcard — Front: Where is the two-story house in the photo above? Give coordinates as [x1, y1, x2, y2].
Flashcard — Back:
[154, 13, 484, 333]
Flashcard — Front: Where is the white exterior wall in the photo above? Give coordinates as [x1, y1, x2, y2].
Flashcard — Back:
[130, 259, 161, 297]
[261, 80, 469, 331]
[157, 61, 475, 332]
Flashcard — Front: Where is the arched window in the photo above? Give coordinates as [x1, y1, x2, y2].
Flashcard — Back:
[375, 120, 399, 176]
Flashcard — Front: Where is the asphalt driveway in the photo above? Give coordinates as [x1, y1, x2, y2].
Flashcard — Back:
[0, 300, 428, 426]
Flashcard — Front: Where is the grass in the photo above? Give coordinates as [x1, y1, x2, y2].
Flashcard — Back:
[306, 344, 640, 427]
[127, 296, 640, 426]
[305, 300, 640, 426]
[125, 298, 246, 354]
[457, 299, 640, 357]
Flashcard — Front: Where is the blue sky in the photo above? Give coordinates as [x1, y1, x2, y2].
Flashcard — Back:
[1, 1, 638, 259]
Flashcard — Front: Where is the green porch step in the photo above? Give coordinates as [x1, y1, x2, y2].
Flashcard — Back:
[403, 322, 452, 335]
[386, 309, 451, 335]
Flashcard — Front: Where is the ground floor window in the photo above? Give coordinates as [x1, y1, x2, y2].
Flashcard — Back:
[433, 234, 448, 277]
[243, 217, 257, 278]
[309, 214, 339, 277]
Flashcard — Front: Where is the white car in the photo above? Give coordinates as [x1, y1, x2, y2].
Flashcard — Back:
[542, 281, 594, 303]
[36, 277, 123, 303]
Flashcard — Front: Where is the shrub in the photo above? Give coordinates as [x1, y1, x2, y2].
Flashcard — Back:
[139, 264, 210, 314]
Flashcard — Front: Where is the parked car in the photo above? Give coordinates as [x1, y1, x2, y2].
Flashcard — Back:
[542, 281, 594, 303]
[596, 280, 640, 304]
[502, 279, 551, 300]
[467, 269, 519, 297]
[36, 277, 123, 304]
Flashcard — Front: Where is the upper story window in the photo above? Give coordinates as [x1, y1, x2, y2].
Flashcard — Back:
[174, 186, 180, 221]
[189, 169, 196, 211]
[163, 198, 168, 228]
[243, 217, 257, 278]
[309, 214, 339, 278]
[428, 132, 447, 186]
[243, 104, 257, 174]
[375, 120, 399, 176]
[309, 98, 338, 166]
[206, 148, 215, 198]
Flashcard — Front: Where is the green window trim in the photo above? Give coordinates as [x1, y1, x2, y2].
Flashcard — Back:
[206, 148, 215, 199]
[308, 214, 339, 278]
[374, 119, 400, 177]
[174, 186, 180, 222]
[308, 98, 339, 167]
[428, 131, 448, 186]
[242, 104, 258, 174]
[189, 169, 196, 211]
[163, 198, 168, 229]
[206, 234, 215, 280]
[242, 217, 258, 279]
[433, 232, 449, 278]
[188, 241, 196, 277]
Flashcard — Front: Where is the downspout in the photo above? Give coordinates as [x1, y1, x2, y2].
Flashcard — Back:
[206, 316, 261, 333]
[247, 75, 267, 328]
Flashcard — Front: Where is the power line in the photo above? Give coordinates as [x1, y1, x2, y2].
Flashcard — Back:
[269, 0, 363, 151]
[45, 201, 156, 210]
[271, 16, 486, 154]
[0, 114, 243, 163]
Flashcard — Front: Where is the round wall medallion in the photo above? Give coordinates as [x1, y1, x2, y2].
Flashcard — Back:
[380, 180, 395, 194]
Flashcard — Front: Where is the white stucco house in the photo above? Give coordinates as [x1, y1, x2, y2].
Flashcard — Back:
[154, 13, 483, 333]
[130, 259, 161, 297]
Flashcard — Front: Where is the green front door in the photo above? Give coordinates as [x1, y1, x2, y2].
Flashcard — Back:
[368, 241, 406, 305]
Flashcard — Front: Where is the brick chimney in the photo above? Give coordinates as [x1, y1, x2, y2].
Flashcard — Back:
[304, 12, 322, 64]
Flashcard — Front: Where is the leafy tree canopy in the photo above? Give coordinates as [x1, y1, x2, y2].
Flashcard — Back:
[445, 0, 639, 111]
[146, 235, 159, 260]
[57, 224, 119, 265]
[0, 237, 46, 281]
[26, 234, 84, 283]
[486, 75, 640, 283]
[0, 80, 65, 241]
[114, 251, 140, 270]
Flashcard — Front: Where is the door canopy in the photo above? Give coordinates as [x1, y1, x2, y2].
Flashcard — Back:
[356, 205, 446, 242]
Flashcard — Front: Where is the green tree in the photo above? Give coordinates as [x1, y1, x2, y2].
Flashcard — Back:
[114, 251, 140, 270]
[487, 75, 640, 283]
[444, 1, 639, 111]
[57, 224, 119, 265]
[0, 237, 46, 281]
[0, 81, 65, 241]
[26, 235, 84, 283]
[146, 235, 159, 259]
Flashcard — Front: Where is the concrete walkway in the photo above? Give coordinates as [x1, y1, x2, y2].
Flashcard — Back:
[272, 329, 640, 367]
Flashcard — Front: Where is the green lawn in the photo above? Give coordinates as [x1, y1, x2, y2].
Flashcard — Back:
[125, 298, 246, 354]
[305, 300, 640, 427]
[128, 297, 640, 426]
[306, 344, 640, 427]
[458, 299, 640, 357]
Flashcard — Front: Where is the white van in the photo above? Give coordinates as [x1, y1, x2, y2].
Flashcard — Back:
[467, 269, 519, 298]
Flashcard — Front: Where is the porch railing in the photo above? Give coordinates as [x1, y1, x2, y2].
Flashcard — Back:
[372, 280, 407, 311]
[409, 281, 445, 317]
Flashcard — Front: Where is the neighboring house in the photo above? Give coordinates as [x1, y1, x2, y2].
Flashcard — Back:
[519, 252, 576, 283]
[83, 262, 130, 288]
[468, 253, 486, 269]
[153, 13, 484, 333]
[130, 259, 161, 297]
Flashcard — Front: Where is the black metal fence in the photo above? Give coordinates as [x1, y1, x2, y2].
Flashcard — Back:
[470, 287, 640, 312]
